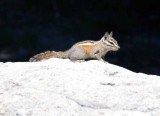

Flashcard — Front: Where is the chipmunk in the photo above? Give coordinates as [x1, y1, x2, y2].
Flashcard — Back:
[29, 32, 120, 62]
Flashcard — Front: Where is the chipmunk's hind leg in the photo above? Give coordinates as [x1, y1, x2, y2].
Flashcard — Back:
[68, 47, 86, 61]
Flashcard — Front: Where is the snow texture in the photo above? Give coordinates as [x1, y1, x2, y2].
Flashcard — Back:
[0, 58, 160, 116]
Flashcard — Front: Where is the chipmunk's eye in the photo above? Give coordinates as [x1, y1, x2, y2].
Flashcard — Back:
[109, 41, 114, 46]
[106, 38, 115, 46]
[105, 41, 113, 46]
[109, 41, 114, 45]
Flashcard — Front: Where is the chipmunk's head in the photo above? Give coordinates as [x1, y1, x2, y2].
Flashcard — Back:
[101, 32, 120, 51]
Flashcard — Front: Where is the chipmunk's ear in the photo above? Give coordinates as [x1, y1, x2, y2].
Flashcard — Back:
[101, 32, 109, 41]
[110, 32, 113, 36]
[105, 32, 109, 37]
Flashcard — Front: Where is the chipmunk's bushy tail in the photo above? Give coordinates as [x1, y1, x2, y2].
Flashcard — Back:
[29, 51, 68, 62]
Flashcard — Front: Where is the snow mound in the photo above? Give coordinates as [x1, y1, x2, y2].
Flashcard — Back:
[0, 58, 160, 116]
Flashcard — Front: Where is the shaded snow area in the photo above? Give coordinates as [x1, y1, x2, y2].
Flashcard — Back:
[0, 59, 160, 116]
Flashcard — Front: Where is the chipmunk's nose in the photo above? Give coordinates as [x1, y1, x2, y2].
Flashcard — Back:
[115, 44, 120, 49]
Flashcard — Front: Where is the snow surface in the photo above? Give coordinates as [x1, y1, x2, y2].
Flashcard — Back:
[0, 58, 160, 116]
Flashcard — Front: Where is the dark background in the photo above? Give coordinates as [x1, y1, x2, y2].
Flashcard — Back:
[0, 0, 159, 75]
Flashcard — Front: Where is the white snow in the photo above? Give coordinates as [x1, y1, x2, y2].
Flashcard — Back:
[0, 58, 160, 116]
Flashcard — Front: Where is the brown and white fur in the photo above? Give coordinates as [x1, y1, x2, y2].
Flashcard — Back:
[29, 32, 120, 62]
